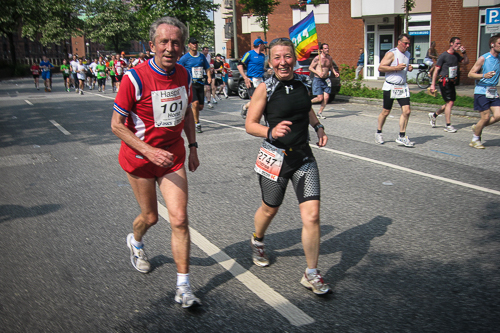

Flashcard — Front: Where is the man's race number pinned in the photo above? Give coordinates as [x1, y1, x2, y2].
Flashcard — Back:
[152, 86, 188, 127]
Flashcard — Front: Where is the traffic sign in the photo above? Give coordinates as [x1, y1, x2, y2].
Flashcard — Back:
[485, 7, 500, 25]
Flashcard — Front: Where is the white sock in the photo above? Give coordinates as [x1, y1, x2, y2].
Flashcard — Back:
[472, 135, 480, 141]
[177, 273, 190, 286]
[306, 268, 317, 275]
[131, 236, 143, 249]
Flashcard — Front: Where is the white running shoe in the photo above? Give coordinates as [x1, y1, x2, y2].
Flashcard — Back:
[126, 233, 151, 273]
[251, 236, 269, 267]
[428, 113, 436, 127]
[175, 284, 201, 308]
[469, 140, 485, 149]
[444, 125, 457, 133]
[395, 136, 415, 147]
[317, 113, 326, 119]
[300, 270, 330, 295]
[206, 103, 214, 109]
[375, 133, 384, 144]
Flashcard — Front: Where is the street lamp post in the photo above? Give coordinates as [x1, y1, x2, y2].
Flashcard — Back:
[86, 42, 90, 59]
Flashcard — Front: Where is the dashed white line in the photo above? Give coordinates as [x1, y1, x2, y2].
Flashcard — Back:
[157, 203, 315, 327]
[25, 100, 33, 106]
[49, 120, 71, 135]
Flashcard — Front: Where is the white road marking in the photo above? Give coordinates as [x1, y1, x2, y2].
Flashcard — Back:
[25, 100, 33, 106]
[157, 203, 315, 327]
[201, 118, 500, 196]
[49, 120, 71, 135]
[85, 91, 115, 100]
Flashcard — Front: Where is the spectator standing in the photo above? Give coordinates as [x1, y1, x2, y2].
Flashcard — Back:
[355, 48, 364, 80]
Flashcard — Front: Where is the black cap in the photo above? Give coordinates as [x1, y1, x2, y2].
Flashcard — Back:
[188, 37, 198, 44]
[216, 54, 222, 57]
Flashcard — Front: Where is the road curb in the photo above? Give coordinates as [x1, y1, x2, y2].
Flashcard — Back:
[334, 95, 479, 118]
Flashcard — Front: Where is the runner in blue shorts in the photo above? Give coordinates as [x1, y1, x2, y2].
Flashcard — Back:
[467, 34, 500, 149]
[40, 56, 54, 92]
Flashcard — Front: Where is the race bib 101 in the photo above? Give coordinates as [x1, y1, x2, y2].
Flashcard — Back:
[152, 86, 188, 127]
[254, 140, 284, 182]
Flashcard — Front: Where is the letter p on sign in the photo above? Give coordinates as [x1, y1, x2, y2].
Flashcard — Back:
[486, 8, 500, 24]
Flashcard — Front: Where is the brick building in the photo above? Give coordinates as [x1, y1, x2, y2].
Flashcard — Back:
[221, 0, 499, 84]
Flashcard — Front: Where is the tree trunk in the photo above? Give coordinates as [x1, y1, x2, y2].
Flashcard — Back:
[7, 32, 17, 65]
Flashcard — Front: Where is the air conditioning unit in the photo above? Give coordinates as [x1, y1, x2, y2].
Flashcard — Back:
[383, 17, 389, 23]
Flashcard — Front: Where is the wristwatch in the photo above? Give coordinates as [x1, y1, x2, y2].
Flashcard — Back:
[314, 124, 325, 132]
[188, 142, 198, 148]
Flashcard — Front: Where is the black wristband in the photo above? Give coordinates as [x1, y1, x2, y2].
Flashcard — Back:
[188, 142, 198, 148]
[314, 124, 325, 132]
[267, 127, 275, 142]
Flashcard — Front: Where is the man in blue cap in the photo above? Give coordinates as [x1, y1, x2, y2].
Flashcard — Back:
[238, 38, 267, 118]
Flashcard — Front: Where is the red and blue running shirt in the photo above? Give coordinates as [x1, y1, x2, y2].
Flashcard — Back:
[113, 58, 193, 155]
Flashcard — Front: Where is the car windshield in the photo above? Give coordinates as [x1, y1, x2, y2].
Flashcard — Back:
[229, 60, 239, 70]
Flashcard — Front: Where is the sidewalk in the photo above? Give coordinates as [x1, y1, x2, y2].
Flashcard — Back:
[360, 79, 475, 97]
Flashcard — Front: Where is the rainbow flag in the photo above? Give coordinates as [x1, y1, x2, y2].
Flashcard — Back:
[288, 11, 318, 61]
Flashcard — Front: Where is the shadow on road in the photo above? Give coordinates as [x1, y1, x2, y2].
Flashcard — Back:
[0, 204, 61, 223]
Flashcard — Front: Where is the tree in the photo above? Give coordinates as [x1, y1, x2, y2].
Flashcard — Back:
[0, 0, 26, 65]
[239, 0, 280, 42]
[0, 0, 86, 65]
[23, 0, 85, 50]
[131, 0, 219, 45]
[84, 0, 140, 53]
[402, 0, 416, 34]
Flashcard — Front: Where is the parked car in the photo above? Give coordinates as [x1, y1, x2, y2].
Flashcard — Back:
[226, 58, 271, 99]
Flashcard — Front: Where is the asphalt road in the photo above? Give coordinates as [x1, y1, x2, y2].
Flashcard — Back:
[1, 75, 499, 332]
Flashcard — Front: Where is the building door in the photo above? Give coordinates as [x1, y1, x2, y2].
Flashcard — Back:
[378, 34, 393, 77]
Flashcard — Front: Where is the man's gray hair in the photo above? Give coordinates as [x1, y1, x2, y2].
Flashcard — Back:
[149, 17, 188, 46]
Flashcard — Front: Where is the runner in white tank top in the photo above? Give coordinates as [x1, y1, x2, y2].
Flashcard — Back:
[376, 34, 415, 147]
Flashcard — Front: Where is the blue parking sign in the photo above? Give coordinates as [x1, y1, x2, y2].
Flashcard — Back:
[486, 8, 500, 25]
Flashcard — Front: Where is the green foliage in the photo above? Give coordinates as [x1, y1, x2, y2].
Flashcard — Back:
[23, 0, 85, 46]
[84, 0, 139, 53]
[338, 65, 383, 99]
[131, 0, 218, 46]
[410, 91, 474, 109]
[338, 64, 475, 109]
[240, 0, 280, 40]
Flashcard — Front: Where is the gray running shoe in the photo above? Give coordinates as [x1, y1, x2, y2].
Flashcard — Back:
[428, 113, 436, 127]
[375, 133, 384, 144]
[300, 270, 330, 295]
[126, 233, 151, 273]
[241, 104, 248, 119]
[206, 103, 214, 109]
[395, 135, 414, 147]
[317, 113, 326, 119]
[444, 125, 457, 133]
[251, 236, 269, 267]
[196, 123, 202, 133]
[175, 284, 201, 308]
